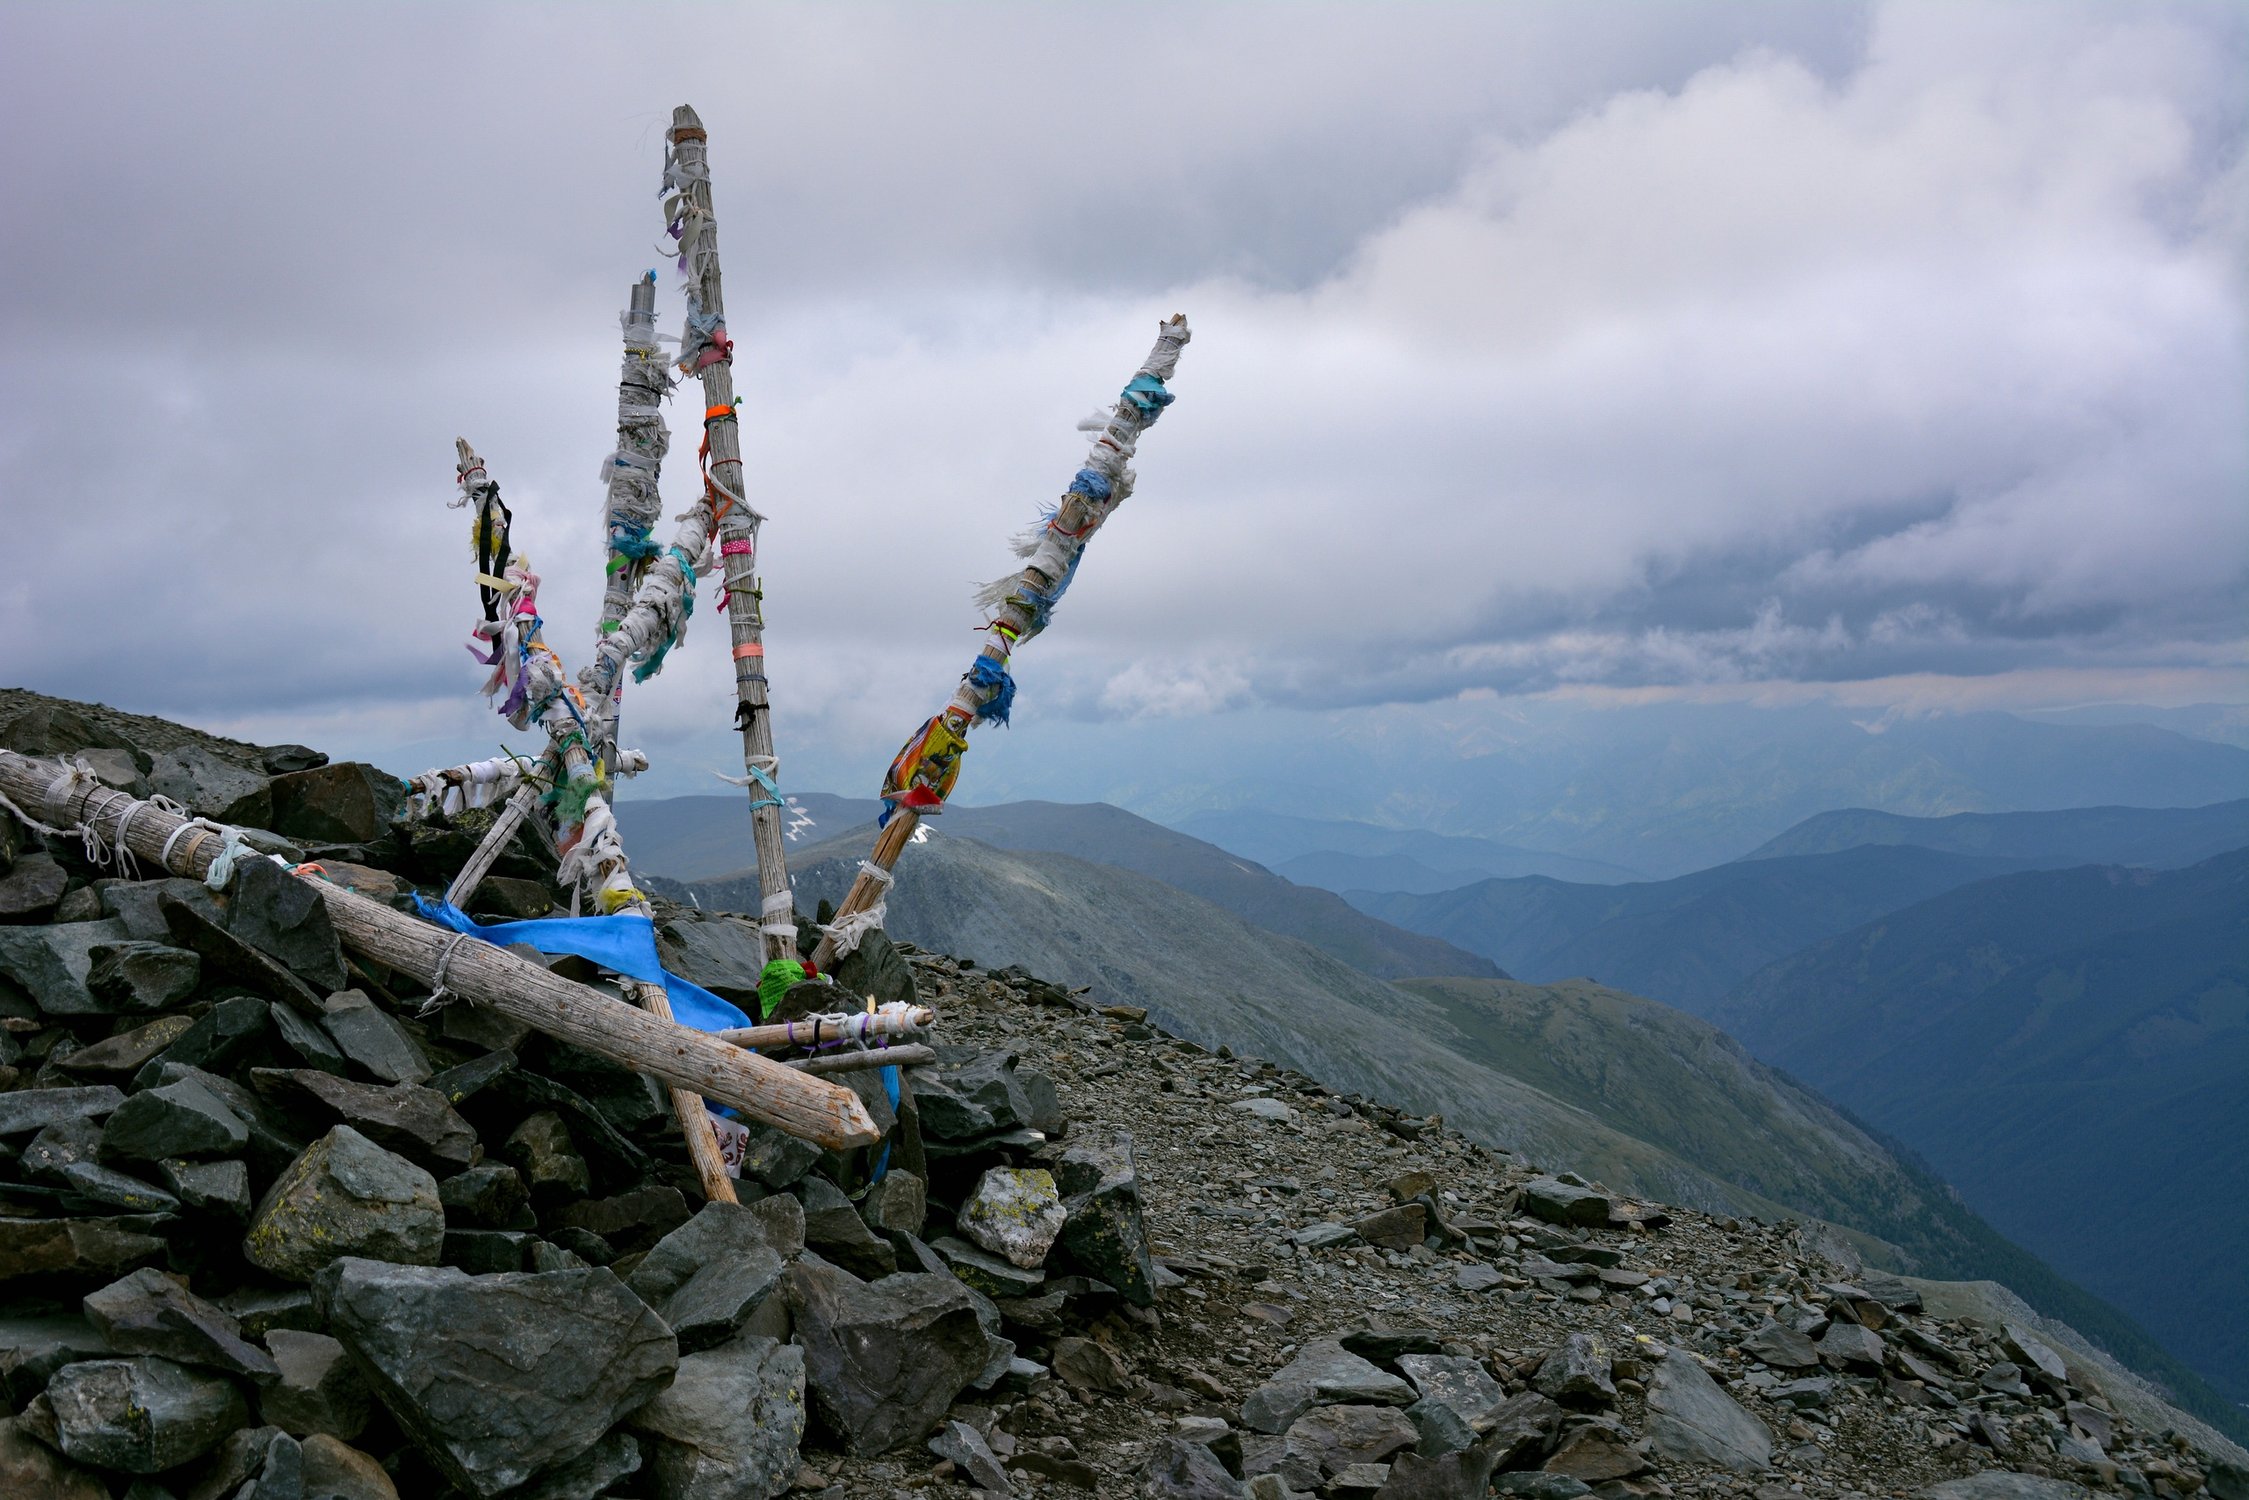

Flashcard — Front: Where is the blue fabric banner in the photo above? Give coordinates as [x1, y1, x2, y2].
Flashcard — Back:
[411, 895, 751, 1034]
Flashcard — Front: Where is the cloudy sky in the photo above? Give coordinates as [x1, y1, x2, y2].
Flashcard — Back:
[2, 1, 2243, 802]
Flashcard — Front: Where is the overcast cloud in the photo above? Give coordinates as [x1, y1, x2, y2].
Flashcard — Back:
[1, 1, 2242, 795]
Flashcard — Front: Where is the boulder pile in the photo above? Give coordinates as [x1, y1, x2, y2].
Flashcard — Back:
[0, 695, 1160, 1499]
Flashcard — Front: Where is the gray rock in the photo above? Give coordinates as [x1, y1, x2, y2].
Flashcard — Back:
[0, 1316, 112, 1407]
[785, 1255, 989, 1456]
[2001, 1323, 2070, 1386]
[1396, 1354, 1506, 1427]
[267, 763, 404, 846]
[0, 1087, 125, 1138]
[503, 1111, 590, 1205]
[1340, 1328, 1448, 1364]
[0, 1218, 167, 1285]
[930, 1234, 1043, 1298]
[1230, 1097, 1296, 1122]
[1918, 1478, 2093, 1499]
[0, 853, 69, 921]
[242, 1125, 444, 1281]
[438, 1163, 533, 1231]
[1533, 1333, 1615, 1404]
[1051, 1130, 1158, 1306]
[957, 1166, 1066, 1269]
[1406, 1397, 1477, 1458]
[227, 858, 349, 991]
[83, 1267, 279, 1381]
[1377, 1442, 1507, 1500]
[85, 943, 200, 1012]
[1520, 1176, 1611, 1228]
[259, 1330, 370, 1440]
[318, 992, 430, 1086]
[858, 1169, 925, 1237]
[1743, 1320, 1821, 1369]
[155, 1157, 253, 1218]
[514, 1431, 640, 1500]
[929, 1418, 1013, 1494]
[1817, 1320, 1886, 1370]
[793, 1175, 896, 1278]
[51, 1015, 195, 1078]
[0, 918, 132, 1015]
[248, 1068, 476, 1172]
[299, 1434, 402, 1500]
[1283, 1404, 1417, 1480]
[134, 995, 271, 1086]
[624, 1201, 788, 1353]
[1241, 1341, 1416, 1433]
[1353, 1204, 1426, 1250]
[101, 878, 225, 942]
[1145, 1435, 1247, 1499]
[56, 1159, 180, 1214]
[1492, 1476, 1591, 1499]
[1478, 1391, 1563, 1469]
[1453, 1264, 1504, 1293]
[149, 745, 273, 826]
[0, 1413, 107, 1500]
[915, 1048, 1059, 1138]
[101, 1076, 249, 1163]
[324, 1256, 676, 1496]
[48, 1355, 249, 1473]
[1290, 1222, 1357, 1250]
[1644, 1349, 1771, 1473]
[1765, 1376, 1836, 1409]
[1051, 1335, 1134, 1394]
[731, 1118, 823, 1189]
[20, 1116, 105, 1183]
[443, 1229, 531, 1274]
[160, 895, 323, 1013]
[629, 1334, 806, 1500]
[270, 1003, 349, 1075]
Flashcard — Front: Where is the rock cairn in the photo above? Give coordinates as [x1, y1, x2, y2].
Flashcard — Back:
[2, 693, 2244, 1500]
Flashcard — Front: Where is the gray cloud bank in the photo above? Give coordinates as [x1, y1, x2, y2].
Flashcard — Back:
[0, 1, 2242, 789]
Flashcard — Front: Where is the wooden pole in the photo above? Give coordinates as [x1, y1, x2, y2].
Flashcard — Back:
[664, 105, 796, 965]
[0, 753, 879, 1151]
[810, 316, 1191, 969]
[789, 1045, 935, 1076]
[716, 1004, 935, 1050]
[454, 441, 739, 1201]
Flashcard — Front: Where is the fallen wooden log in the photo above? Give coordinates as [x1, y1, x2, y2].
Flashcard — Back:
[789, 1044, 935, 1076]
[0, 752, 880, 1152]
[717, 1005, 935, 1050]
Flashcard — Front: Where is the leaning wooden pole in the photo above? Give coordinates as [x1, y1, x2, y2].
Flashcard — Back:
[662, 105, 797, 964]
[0, 753, 878, 1150]
[810, 315, 1191, 969]
[454, 441, 739, 1202]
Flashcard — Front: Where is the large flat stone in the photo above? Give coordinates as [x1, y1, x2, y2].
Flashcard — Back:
[83, 1266, 278, 1381]
[249, 1068, 475, 1171]
[786, 1255, 989, 1456]
[0, 919, 132, 1015]
[323, 1256, 677, 1497]
[1644, 1349, 1771, 1473]
[1241, 1341, 1416, 1433]
[628, 1334, 807, 1500]
[0, 1087, 125, 1138]
[624, 1200, 790, 1353]
[243, 1125, 444, 1281]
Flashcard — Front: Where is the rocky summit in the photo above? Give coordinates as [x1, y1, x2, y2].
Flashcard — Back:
[1, 693, 2245, 1500]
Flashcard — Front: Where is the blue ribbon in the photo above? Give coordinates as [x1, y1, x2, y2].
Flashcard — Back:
[411, 895, 749, 1033]
[1121, 373, 1174, 419]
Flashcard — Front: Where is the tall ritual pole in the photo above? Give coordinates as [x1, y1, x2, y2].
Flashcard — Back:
[662, 106, 796, 964]
[811, 316, 1190, 968]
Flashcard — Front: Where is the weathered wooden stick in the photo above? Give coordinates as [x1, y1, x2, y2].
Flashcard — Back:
[789, 1044, 935, 1076]
[717, 1004, 935, 1050]
[810, 316, 1191, 969]
[0, 753, 880, 1151]
[457, 440, 739, 1200]
[665, 105, 796, 964]
[443, 781, 540, 909]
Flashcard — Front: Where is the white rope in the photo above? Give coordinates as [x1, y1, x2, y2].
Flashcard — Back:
[759, 922, 799, 939]
[858, 860, 895, 887]
[761, 891, 795, 916]
[161, 816, 222, 873]
[818, 900, 886, 960]
[0, 787, 65, 838]
[203, 827, 258, 892]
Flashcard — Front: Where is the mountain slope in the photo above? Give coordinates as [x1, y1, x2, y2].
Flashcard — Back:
[1350, 844, 2045, 1009]
[1714, 852, 2249, 1403]
[1741, 798, 2249, 867]
[657, 831, 2246, 1429]
[1395, 975, 2245, 1431]
[622, 797, 1499, 983]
